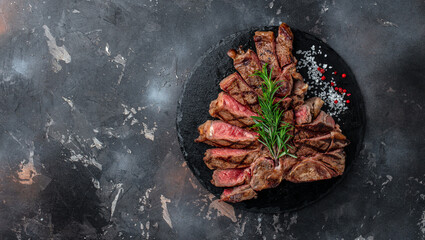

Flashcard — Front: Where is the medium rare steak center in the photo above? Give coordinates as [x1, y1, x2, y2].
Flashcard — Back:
[195, 23, 349, 203]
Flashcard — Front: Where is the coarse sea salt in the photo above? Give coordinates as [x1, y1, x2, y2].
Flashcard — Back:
[296, 45, 349, 119]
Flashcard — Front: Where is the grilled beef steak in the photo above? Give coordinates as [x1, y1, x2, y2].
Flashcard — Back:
[285, 159, 335, 183]
[295, 131, 349, 156]
[275, 67, 294, 97]
[296, 111, 335, 132]
[277, 97, 292, 110]
[227, 48, 263, 94]
[282, 110, 294, 124]
[305, 97, 325, 118]
[194, 22, 349, 203]
[295, 104, 312, 125]
[250, 157, 285, 191]
[276, 23, 295, 67]
[253, 31, 281, 79]
[295, 97, 325, 125]
[219, 72, 260, 112]
[318, 149, 346, 175]
[294, 124, 342, 141]
[281, 156, 299, 176]
[203, 148, 261, 170]
[220, 184, 257, 203]
[285, 149, 346, 183]
[211, 168, 251, 187]
[291, 78, 309, 107]
[209, 92, 258, 128]
[195, 120, 260, 149]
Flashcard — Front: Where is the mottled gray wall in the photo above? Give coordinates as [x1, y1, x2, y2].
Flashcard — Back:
[0, 0, 424, 239]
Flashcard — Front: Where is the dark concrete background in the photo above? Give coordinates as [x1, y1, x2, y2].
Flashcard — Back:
[0, 0, 424, 239]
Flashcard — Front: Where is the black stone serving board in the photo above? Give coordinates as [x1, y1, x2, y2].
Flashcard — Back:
[177, 26, 366, 213]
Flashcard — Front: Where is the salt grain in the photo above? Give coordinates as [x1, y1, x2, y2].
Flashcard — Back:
[296, 45, 349, 117]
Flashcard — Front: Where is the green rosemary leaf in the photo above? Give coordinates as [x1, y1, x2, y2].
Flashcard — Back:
[250, 63, 296, 161]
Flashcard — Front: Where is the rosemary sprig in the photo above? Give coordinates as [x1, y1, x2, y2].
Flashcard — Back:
[251, 64, 296, 161]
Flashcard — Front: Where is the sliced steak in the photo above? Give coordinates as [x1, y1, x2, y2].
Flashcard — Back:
[285, 159, 335, 183]
[227, 47, 263, 94]
[318, 149, 345, 176]
[295, 97, 325, 125]
[282, 109, 295, 136]
[282, 109, 294, 125]
[296, 111, 335, 132]
[203, 148, 261, 170]
[195, 120, 260, 149]
[209, 92, 258, 128]
[276, 22, 295, 67]
[295, 131, 349, 153]
[294, 104, 312, 125]
[294, 128, 325, 141]
[275, 66, 293, 97]
[285, 149, 346, 182]
[304, 97, 325, 118]
[294, 125, 342, 141]
[281, 156, 299, 176]
[291, 78, 309, 107]
[220, 184, 257, 203]
[250, 157, 285, 191]
[277, 97, 292, 111]
[211, 168, 251, 187]
[253, 31, 281, 79]
[219, 72, 260, 112]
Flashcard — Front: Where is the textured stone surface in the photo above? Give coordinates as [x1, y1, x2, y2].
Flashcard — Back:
[0, 0, 424, 239]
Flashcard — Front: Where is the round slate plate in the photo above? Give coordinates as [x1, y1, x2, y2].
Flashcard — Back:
[176, 26, 366, 213]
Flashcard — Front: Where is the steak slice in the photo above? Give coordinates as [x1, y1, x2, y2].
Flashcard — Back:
[305, 97, 325, 118]
[250, 157, 285, 191]
[227, 48, 263, 94]
[253, 31, 281, 79]
[277, 97, 292, 111]
[282, 109, 295, 137]
[294, 104, 312, 125]
[203, 148, 261, 170]
[211, 168, 251, 187]
[285, 149, 346, 183]
[294, 124, 342, 141]
[296, 111, 335, 132]
[275, 66, 294, 97]
[318, 149, 346, 176]
[276, 22, 295, 67]
[195, 120, 260, 149]
[294, 128, 326, 141]
[281, 156, 299, 176]
[220, 184, 257, 203]
[209, 92, 258, 128]
[280, 63, 308, 108]
[285, 159, 335, 183]
[291, 77, 309, 107]
[282, 109, 294, 125]
[219, 72, 260, 112]
[295, 131, 349, 154]
[294, 97, 325, 125]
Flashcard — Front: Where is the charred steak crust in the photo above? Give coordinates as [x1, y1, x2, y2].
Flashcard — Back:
[276, 22, 295, 67]
[227, 48, 263, 94]
[219, 72, 260, 112]
[253, 31, 281, 79]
